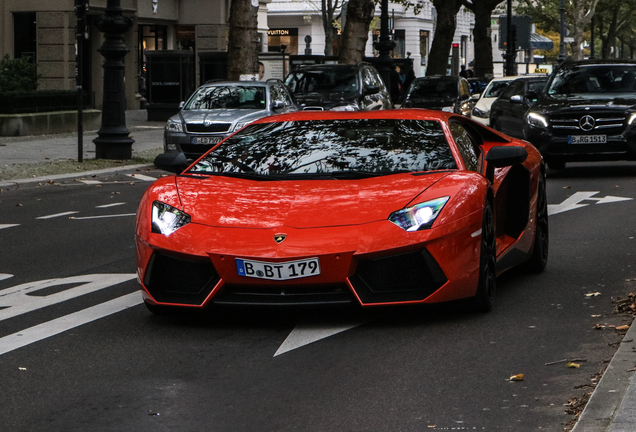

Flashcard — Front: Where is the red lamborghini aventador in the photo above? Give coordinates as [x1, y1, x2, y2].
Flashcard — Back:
[135, 109, 548, 313]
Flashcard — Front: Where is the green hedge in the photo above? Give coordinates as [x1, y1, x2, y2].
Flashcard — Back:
[0, 90, 94, 114]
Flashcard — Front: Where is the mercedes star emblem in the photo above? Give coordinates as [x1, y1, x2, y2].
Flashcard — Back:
[579, 115, 595, 132]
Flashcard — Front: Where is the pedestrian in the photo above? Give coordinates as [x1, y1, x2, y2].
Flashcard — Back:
[460, 65, 468, 78]
[258, 61, 265, 80]
[390, 65, 402, 104]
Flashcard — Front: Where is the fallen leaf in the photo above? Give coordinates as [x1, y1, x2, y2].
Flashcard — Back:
[591, 314, 601, 317]
[594, 323, 605, 329]
[567, 362, 580, 368]
[563, 186, 571, 189]
[616, 325, 630, 331]
[510, 374, 524, 381]
[585, 292, 601, 297]
[18, 367, 27, 371]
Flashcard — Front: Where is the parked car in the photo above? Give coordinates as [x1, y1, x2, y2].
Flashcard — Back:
[143, 109, 548, 314]
[524, 60, 636, 169]
[284, 63, 393, 111]
[489, 75, 549, 138]
[469, 76, 517, 126]
[161, 79, 299, 159]
[401, 76, 473, 116]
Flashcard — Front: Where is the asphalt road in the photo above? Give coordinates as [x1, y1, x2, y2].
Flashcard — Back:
[1, 162, 635, 431]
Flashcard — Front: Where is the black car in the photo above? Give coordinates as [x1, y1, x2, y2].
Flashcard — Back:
[524, 60, 636, 169]
[489, 75, 548, 139]
[284, 63, 393, 111]
[401, 76, 473, 116]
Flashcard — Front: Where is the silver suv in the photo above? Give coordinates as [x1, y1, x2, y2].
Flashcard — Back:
[162, 79, 299, 158]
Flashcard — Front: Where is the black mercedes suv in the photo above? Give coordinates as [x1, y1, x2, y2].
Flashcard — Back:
[523, 60, 636, 169]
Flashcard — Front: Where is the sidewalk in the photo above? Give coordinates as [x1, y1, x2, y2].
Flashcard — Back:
[0, 110, 635, 431]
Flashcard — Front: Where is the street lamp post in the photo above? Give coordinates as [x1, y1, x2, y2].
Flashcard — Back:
[373, 0, 396, 96]
[93, 0, 134, 160]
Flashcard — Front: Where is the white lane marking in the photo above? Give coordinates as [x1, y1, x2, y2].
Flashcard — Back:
[548, 191, 633, 216]
[127, 173, 156, 182]
[96, 202, 126, 208]
[0, 224, 19, 230]
[0, 274, 136, 321]
[70, 213, 136, 220]
[0, 274, 13, 282]
[0, 292, 142, 356]
[274, 320, 366, 357]
[36, 211, 79, 220]
[79, 180, 103, 185]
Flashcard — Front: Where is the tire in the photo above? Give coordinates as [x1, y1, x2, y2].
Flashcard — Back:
[468, 201, 497, 313]
[527, 172, 549, 272]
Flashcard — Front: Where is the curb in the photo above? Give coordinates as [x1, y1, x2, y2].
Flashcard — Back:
[0, 164, 153, 188]
[571, 321, 636, 432]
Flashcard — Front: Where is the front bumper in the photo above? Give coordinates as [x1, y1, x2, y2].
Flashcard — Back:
[136, 216, 482, 308]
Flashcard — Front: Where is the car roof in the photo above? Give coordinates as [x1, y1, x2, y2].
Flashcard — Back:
[290, 63, 367, 71]
[201, 79, 280, 87]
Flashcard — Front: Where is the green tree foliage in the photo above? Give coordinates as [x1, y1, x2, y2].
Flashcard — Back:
[0, 55, 39, 92]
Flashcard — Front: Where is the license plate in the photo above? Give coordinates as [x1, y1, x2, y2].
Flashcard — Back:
[191, 136, 222, 144]
[568, 135, 606, 144]
[236, 257, 321, 280]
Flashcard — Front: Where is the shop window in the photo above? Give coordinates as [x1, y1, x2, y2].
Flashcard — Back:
[393, 29, 405, 58]
[268, 28, 298, 55]
[420, 30, 429, 65]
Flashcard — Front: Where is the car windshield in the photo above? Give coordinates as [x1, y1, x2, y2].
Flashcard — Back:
[548, 65, 636, 95]
[285, 70, 359, 95]
[408, 80, 457, 99]
[484, 80, 511, 98]
[184, 85, 266, 110]
[189, 118, 456, 178]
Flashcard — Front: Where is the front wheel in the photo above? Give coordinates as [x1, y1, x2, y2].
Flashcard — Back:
[527, 173, 549, 272]
[468, 201, 496, 313]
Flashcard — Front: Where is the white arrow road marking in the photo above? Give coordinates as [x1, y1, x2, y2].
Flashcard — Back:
[0, 224, 19, 230]
[70, 213, 136, 220]
[274, 320, 367, 357]
[548, 191, 633, 216]
[0, 292, 142, 356]
[36, 211, 79, 220]
[96, 202, 126, 208]
[0, 274, 137, 321]
[127, 173, 156, 182]
[0, 274, 13, 282]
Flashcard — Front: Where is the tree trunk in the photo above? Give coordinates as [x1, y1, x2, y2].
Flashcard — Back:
[322, 0, 336, 56]
[227, 0, 259, 80]
[338, 0, 375, 64]
[427, 0, 463, 76]
[467, 0, 501, 78]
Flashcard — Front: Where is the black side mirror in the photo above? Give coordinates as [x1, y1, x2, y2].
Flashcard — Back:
[154, 152, 191, 174]
[485, 145, 528, 182]
[365, 85, 380, 95]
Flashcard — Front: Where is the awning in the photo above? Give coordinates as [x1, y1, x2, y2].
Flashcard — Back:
[530, 33, 554, 51]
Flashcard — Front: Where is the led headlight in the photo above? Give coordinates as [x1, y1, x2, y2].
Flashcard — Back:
[166, 119, 184, 133]
[527, 112, 548, 128]
[151, 201, 191, 236]
[441, 106, 454, 113]
[472, 107, 489, 118]
[388, 197, 450, 232]
[331, 104, 359, 112]
[234, 121, 249, 131]
[628, 113, 636, 125]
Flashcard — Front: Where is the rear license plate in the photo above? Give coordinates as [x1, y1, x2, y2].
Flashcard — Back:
[191, 136, 222, 144]
[236, 257, 321, 280]
[568, 135, 606, 144]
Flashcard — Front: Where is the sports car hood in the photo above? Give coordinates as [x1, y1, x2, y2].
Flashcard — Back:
[174, 173, 451, 229]
[179, 109, 266, 124]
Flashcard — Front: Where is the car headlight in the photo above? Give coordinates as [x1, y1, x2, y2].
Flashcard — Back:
[388, 197, 450, 232]
[527, 112, 548, 128]
[331, 104, 359, 111]
[151, 201, 191, 236]
[166, 119, 184, 133]
[441, 106, 454, 113]
[628, 113, 636, 125]
[233, 121, 250, 131]
[472, 107, 489, 118]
